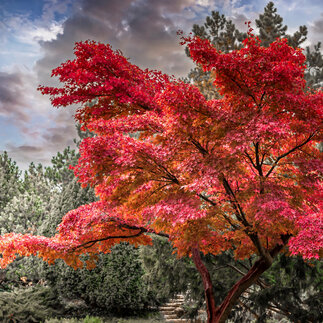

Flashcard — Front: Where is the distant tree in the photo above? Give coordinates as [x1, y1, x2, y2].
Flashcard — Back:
[40, 131, 153, 315]
[0, 152, 22, 210]
[186, 11, 246, 100]
[255, 1, 307, 48]
[305, 42, 323, 89]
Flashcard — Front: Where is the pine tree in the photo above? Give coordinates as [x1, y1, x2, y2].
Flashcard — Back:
[305, 42, 323, 89]
[255, 1, 288, 47]
[186, 11, 246, 100]
[0, 152, 22, 210]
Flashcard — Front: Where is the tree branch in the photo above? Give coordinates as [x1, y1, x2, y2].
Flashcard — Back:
[265, 133, 316, 178]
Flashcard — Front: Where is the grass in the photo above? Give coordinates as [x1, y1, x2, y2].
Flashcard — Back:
[45, 313, 166, 323]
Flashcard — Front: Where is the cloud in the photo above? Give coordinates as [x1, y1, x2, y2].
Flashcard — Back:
[2, 0, 321, 171]
[2, 0, 204, 170]
[0, 71, 30, 123]
[0, 67, 77, 170]
[36, 0, 196, 85]
[309, 13, 323, 46]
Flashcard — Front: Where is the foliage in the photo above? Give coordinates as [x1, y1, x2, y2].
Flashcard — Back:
[0, 286, 63, 323]
[0, 132, 154, 317]
[141, 236, 195, 301]
[305, 42, 323, 89]
[187, 2, 321, 98]
[0, 151, 22, 210]
[0, 161, 59, 285]
[45, 146, 79, 186]
[0, 3, 322, 322]
[46, 243, 154, 316]
[186, 10, 245, 99]
[181, 3, 323, 321]
[8, 27, 319, 263]
[45, 316, 102, 323]
[249, 255, 323, 322]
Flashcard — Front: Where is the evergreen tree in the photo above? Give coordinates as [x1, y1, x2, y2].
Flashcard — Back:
[0, 130, 156, 316]
[39, 130, 154, 316]
[256, 2, 307, 48]
[44, 147, 79, 187]
[191, 11, 246, 52]
[0, 162, 58, 284]
[186, 11, 246, 100]
[0, 152, 22, 210]
[255, 1, 288, 47]
[305, 42, 323, 89]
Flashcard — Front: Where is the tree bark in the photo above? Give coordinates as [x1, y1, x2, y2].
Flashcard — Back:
[213, 256, 272, 322]
[191, 247, 217, 323]
[192, 236, 290, 322]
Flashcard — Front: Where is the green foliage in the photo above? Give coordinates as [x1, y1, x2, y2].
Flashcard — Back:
[141, 237, 243, 309]
[45, 146, 79, 186]
[0, 161, 59, 285]
[0, 151, 22, 210]
[191, 10, 246, 51]
[45, 243, 154, 316]
[83, 316, 103, 323]
[249, 255, 323, 323]
[45, 319, 80, 323]
[39, 177, 97, 237]
[46, 315, 103, 323]
[255, 1, 288, 47]
[305, 42, 323, 89]
[0, 286, 63, 323]
[256, 1, 307, 48]
[141, 236, 192, 302]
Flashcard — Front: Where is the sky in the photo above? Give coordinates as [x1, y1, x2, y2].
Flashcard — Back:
[0, 0, 322, 170]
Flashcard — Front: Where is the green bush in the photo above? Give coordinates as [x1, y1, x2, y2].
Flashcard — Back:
[45, 316, 103, 323]
[0, 286, 63, 322]
[45, 243, 155, 315]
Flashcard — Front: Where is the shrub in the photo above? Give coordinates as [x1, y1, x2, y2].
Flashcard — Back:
[0, 286, 63, 322]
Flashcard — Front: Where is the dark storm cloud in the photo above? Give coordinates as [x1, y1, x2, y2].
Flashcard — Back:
[309, 13, 323, 46]
[42, 123, 77, 145]
[5, 121, 77, 168]
[36, 0, 195, 87]
[5, 143, 52, 165]
[0, 72, 30, 123]
[30, 0, 197, 171]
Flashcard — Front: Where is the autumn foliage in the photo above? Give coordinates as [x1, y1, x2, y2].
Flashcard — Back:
[0, 31, 322, 321]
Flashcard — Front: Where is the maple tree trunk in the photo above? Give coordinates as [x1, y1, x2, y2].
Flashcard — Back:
[191, 247, 217, 323]
[192, 251, 272, 323]
[213, 257, 272, 322]
[192, 238, 290, 323]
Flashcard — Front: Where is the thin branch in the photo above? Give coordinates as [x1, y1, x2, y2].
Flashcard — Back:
[244, 151, 257, 169]
[198, 194, 240, 229]
[265, 133, 316, 178]
[190, 136, 209, 156]
[70, 229, 145, 251]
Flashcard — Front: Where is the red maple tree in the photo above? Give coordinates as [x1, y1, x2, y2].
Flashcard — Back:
[0, 32, 322, 322]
